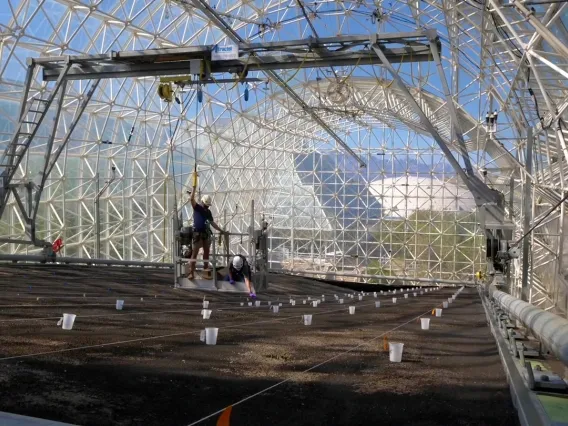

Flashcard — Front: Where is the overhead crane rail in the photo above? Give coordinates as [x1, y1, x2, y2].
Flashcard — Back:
[37, 31, 438, 81]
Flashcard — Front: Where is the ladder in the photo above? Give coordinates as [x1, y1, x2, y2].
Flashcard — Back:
[0, 62, 71, 218]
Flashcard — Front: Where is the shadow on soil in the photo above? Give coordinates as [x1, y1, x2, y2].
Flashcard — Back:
[0, 357, 518, 426]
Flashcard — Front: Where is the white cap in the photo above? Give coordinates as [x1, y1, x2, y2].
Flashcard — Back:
[232, 256, 244, 271]
[201, 194, 212, 206]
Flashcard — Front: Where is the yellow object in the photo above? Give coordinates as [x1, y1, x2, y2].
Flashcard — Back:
[192, 171, 198, 187]
[159, 76, 191, 84]
[432, 309, 436, 315]
[475, 271, 486, 281]
[157, 83, 174, 102]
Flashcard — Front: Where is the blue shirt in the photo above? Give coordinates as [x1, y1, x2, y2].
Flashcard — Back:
[193, 203, 213, 232]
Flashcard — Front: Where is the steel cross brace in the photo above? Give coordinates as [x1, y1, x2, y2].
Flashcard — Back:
[188, 0, 367, 168]
[370, 34, 506, 226]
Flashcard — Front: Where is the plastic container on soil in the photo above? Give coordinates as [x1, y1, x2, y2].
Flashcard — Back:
[349, 306, 356, 315]
[200, 330, 206, 342]
[202, 309, 212, 319]
[421, 318, 430, 330]
[268, 301, 272, 306]
[248, 302, 253, 306]
[303, 300, 307, 305]
[116, 300, 124, 310]
[435, 308, 442, 317]
[313, 301, 318, 307]
[389, 342, 404, 363]
[392, 298, 397, 304]
[291, 300, 296, 306]
[375, 301, 381, 308]
[279, 303, 282, 307]
[374, 292, 377, 297]
[358, 295, 363, 301]
[448, 298, 453, 304]
[203, 301, 209, 309]
[255, 301, 261, 307]
[443, 301, 448, 309]
[302, 314, 312, 325]
[61, 313, 76, 330]
[205, 327, 218, 345]
[240, 302, 244, 306]
[339, 299, 344, 304]
[272, 306, 279, 313]
[404, 294, 409, 299]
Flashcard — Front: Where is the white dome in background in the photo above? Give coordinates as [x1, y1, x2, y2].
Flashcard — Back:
[369, 177, 476, 217]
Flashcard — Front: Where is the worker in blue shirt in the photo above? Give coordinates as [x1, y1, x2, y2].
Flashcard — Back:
[228, 254, 255, 298]
[187, 184, 225, 280]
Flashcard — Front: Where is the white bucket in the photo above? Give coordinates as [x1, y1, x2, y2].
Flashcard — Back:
[420, 291, 424, 295]
[358, 295, 363, 301]
[375, 301, 381, 308]
[116, 300, 124, 310]
[255, 301, 261, 307]
[303, 300, 307, 305]
[289, 299, 294, 304]
[349, 306, 356, 315]
[421, 318, 431, 330]
[334, 294, 338, 299]
[61, 313, 76, 330]
[435, 308, 442, 317]
[339, 299, 344, 304]
[272, 306, 279, 314]
[313, 301, 318, 307]
[268, 301, 272, 306]
[380, 291, 383, 294]
[389, 342, 404, 363]
[248, 302, 252, 306]
[202, 309, 212, 319]
[413, 293, 417, 297]
[240, 302, 244, 306]
[443, 301, 448, 308]
[373, 292, 377, 297]
[404, 294, 408, 299]
[448, 298, 453, 304]
[200, 330, 206, 342]
[303, 314, 312, 325]
[392, 297, 397, 304]
[205, 327, 219, 345]
[308, 297, 311, 301]
[291, 300, 296, 306]
[322, 296, 325, 302]
[203, 301, 209, 309]
[279, 303, 282, 307]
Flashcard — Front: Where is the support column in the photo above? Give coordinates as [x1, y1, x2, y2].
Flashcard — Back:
[522, 128, 534, 301]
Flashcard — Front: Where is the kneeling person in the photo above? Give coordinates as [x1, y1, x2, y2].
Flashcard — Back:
[229, 255, 255, 298]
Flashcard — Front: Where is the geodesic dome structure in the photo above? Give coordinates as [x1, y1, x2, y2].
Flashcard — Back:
[0, 1, 567, 311]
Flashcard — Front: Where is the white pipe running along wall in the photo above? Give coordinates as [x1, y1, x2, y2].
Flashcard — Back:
[491, 284, 568, 367]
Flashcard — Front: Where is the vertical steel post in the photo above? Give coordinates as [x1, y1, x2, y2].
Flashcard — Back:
[522, 128, 534, 301]
[95, 173, 100, 258]
[250, 199, 255, 275]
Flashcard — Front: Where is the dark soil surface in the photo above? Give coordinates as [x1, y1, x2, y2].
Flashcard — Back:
[0, 265, 518, 426]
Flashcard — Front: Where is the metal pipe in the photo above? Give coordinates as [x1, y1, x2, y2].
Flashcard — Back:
[491, 284, 568, 367]
[0, 254, 173, 268]
[270, 268, 472, 285]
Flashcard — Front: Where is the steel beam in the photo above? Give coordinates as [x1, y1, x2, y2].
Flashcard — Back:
[522, 127, 534, 301]
[187, 0, 369, 168]
[370, 40, 503, 212]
